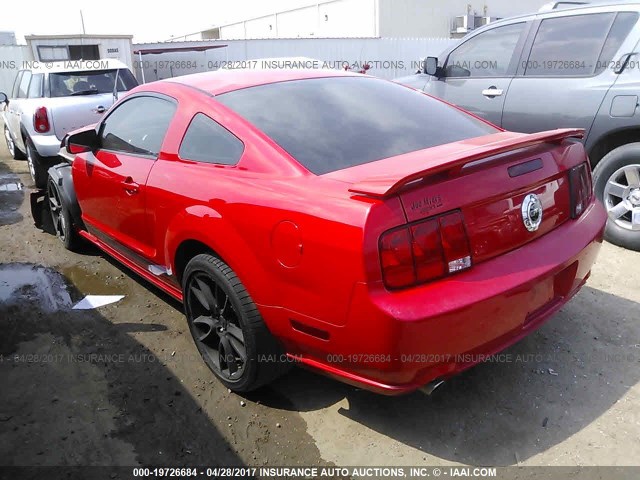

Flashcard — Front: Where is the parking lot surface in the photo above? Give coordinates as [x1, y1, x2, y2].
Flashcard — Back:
[1, 122, 639, 467]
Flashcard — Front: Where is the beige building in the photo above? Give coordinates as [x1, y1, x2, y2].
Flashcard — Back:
[177, 0, 553, 41]
[25, 34, 134, 68]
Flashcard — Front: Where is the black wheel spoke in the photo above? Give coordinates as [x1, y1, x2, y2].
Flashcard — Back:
[193, 315, 220, 343]
[193, 277, 218, 312]
[214, 283, 225, 312]
[190, 284, 209, 311]
[227, 334, 247, 363]
[219, 335, 239, 375]
[226, 323, 244, 343]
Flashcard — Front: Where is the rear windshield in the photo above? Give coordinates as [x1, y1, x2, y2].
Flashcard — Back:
[216, 76, 498, 174]
[49, 69, 138, 98]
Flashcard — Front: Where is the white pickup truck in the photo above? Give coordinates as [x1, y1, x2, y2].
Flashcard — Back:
[0, 59, 138, 188]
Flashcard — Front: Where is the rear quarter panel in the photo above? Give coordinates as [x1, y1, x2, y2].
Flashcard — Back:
[149, 163, 370, 327]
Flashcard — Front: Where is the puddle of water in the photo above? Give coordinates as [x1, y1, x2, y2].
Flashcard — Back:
[0, 174, 25, 227]
[0, 264, 72, 312]
[0, 264, 129, 312]
[61, 265, 130, 296]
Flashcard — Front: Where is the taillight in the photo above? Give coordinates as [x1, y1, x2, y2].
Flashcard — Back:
[412, 220, 445, 282]
[380, 210, 472, 290]
[380, 228, 415, 289]
[569, 162, 593, 219]
[33, 106, 50, 133]
[439, 212, 472, 273]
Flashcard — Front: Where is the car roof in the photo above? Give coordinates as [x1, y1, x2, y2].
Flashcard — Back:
[476, 0, 640, 29]
[165, 68, 364, 96]
[28, 59, 129, 74]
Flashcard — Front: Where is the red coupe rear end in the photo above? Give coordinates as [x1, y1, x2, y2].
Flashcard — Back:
[323, 131, 604, 393]
[211, 73, 605, 394]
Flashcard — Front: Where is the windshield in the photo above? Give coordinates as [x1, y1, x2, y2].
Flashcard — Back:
[216, 76, 498, 175]
[49, 69, 138, 98]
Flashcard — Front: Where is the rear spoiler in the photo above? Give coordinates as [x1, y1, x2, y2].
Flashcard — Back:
[348, 128, 584, 198]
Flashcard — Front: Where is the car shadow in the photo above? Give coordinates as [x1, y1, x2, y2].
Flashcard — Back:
[257, 285, 640, 466]
[0, 263, 244, 468]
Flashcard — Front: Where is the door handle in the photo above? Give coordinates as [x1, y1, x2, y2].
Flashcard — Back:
[93, 105, 106, 114]
[121, 177, 140, 195]
[482, 87, 504, 98]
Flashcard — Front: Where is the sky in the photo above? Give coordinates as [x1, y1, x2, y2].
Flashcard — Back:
[0, 0, 318, 43]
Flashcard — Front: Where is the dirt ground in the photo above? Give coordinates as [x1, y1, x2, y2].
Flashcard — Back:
[1, 122, 639, 470]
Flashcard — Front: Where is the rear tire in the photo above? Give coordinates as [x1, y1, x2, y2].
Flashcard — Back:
[4, 125, 25, 160]
[47, 176, 81, 251]
[26, 138, 49, 189]
[182, 254, 289, 392]
[593, 143, 640, 251]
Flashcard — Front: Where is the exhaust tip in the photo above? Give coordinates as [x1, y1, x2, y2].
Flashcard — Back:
[419, 379, 445, 395]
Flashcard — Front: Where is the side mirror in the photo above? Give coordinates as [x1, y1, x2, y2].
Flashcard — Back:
[65, 128, 99, 154]
[0, 92, 7, 104]
[424, 57, 444, 77]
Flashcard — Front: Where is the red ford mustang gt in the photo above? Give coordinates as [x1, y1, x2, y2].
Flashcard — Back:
[49, 69, 606, 395]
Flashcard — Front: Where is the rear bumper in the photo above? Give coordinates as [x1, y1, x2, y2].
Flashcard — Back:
[31, 133, 62, 158]
[283, 200, 607, 395]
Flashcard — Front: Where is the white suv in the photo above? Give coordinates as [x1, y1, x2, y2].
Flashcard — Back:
[0, 59, 138, 188]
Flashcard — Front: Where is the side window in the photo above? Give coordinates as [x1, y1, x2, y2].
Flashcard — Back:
[27, 74, 44, 98]
[100, 96, 176, 157]
[11, 71, 24, 98]
[445, 23, 525, 78]
[17, 71, 32, 99]
[596, 12, 639, 74]
[524, 13, 618, 77]
[179, 113, 244, 165]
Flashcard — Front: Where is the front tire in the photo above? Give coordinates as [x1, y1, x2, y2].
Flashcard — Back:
[4, 125, 25, 160]
[593, 143, 640, 251]
[47, 176, 80, 251]
[182, 254, 288, 392]
[26, 138, 49, 189]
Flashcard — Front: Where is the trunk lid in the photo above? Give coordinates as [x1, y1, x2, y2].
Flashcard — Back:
[331, 129, 586, 264]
